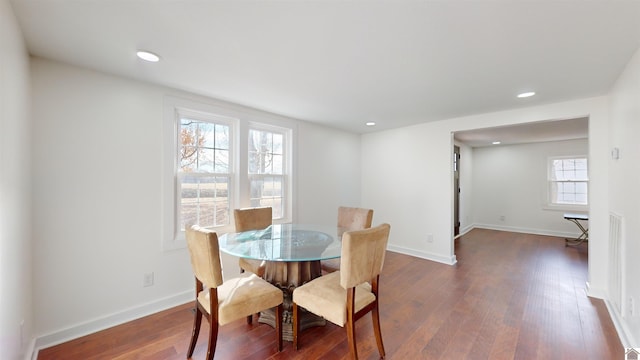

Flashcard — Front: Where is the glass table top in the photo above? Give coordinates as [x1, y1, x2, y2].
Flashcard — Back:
[218, 223, 342, 262]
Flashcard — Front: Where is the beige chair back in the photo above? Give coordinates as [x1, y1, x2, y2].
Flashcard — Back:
[340, 223, 391, 289]
[185, 225, 224, 289]
[234, 207, 272, 231]
[337, 206, 373, 231]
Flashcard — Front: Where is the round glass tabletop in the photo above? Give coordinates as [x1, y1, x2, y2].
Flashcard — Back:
[218, 223, 342, 262]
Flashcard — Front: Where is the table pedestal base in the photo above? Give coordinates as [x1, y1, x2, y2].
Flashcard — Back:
[258, 308, 325, 342]
[259, 259, 326, 341]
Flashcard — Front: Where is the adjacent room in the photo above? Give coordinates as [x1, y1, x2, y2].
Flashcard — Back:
[2, 1, 640, 359]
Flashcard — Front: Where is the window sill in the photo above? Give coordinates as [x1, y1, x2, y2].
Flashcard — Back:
[542, 203, 588, 213]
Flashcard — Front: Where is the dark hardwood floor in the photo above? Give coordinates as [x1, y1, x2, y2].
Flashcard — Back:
[37, 229, 623, 359]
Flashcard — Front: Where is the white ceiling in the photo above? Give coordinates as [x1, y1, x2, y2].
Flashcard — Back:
[454, 117, 589, 148]
[9, 0, 640, 135]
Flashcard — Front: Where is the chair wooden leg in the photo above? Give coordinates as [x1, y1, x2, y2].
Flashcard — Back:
[372, 303, 385, 359]
[206, 317, 219, 360]
[187, 306, 202, 358]
[346, 316, 358, 360]
[346, 289, 358, 360]
[292, 302, 299, 350]
[275, 304, 283, 351]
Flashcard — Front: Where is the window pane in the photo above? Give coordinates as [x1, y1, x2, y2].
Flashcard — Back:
[273, 133, 283, 154]
[180, 119, 231, 174]
[179, 173, 230, 228]
[575, 169, 588, 181]
[214, 149, 229, 173]
[551, 158, 588, 181]
[575, 158, 588, 170]
[249, 129, 284, 175]
[199, 122, 215, 148]
[249, 175, 284, 218]
[216, 124, 229, 149]
[178, 118, 231, 229]
[272, 154, 283, 174]
[575, 194, 588, 204]
[576, 182, 588, 194]
[198, 148, 215, 172]
[181, 146, 198, 172]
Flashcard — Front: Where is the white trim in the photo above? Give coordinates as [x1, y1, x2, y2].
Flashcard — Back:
[31, 291, 192, 357]
[605, 299, 636, 349]
[455, 224, 474, 239]
[387, 245, 457, 265]
[473, 223, 582, 239]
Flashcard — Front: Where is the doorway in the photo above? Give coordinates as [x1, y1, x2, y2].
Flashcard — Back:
[453, 145, 460, 237]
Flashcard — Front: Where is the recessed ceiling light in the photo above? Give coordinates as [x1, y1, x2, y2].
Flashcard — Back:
[492, 141, 501, 145]
[136, 50, 160, 62]
[366, 122, 376, 126]
[517, 91, 535, 98]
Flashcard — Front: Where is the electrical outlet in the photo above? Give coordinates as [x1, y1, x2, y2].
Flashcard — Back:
[499, 215, 506, 221]
[630, 297, 635, 316]
[427, 234, 434, 243]
[143, 272, 154, 287]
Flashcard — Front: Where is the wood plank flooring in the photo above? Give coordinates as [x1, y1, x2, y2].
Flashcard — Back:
[37, 229, 623, 359]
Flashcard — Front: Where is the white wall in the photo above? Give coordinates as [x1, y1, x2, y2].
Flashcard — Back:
[609, 46, 640, 346]
[0, 1, 33, 359]
[471, 139, 588, 237]
[362, 122, 455, 264]
[30, 58, 361, 349]
[361, 97, 610, 293]
[296, 121, 361, 225]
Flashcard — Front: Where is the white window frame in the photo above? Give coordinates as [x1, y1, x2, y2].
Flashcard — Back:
[163, 96, 294, 250]
[545, 155, 589, 212]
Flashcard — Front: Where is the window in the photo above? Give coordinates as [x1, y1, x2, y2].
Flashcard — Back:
[248, 126, 288, 220]
[163, 96, 294, 250]
[548, 156, 588, 207]
[178, 115, 233, 231]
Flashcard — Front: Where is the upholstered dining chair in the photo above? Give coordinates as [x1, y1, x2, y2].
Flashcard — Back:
[234, 206, 272, 324]
[185, 225, 283, 360]
[320, 206, 374, 273]
[292, 223, 391, 360]
[234, 207, 272, 277]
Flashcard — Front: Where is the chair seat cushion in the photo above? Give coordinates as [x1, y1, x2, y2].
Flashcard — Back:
[198, 273, 282, 325]
[293, 271, 375, 326]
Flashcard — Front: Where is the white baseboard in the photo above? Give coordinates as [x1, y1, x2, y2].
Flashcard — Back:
[604, 298, 637, 349]
[387, 245, 457, 265]
[472, 223, 580, 239]
[31, 290, 192, 359]
[388, 224, 579, 266]
[455, 225, 474, 239]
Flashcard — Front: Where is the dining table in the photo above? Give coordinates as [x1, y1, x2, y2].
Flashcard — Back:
[218, 223, 343, 341]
